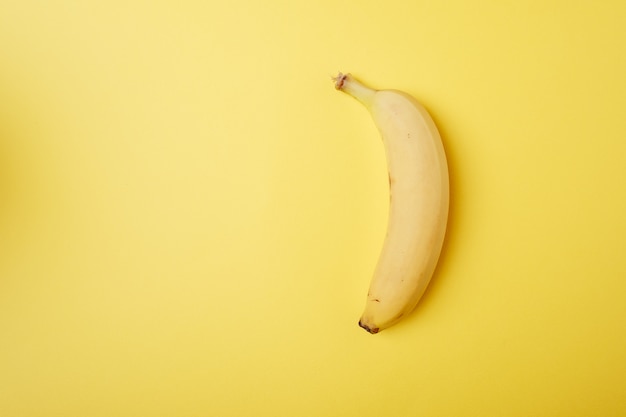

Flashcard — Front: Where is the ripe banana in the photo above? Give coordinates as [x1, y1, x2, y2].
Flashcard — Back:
[333, 73, 449, 334]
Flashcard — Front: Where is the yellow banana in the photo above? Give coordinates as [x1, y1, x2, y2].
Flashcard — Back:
[334, 73, 449, 334]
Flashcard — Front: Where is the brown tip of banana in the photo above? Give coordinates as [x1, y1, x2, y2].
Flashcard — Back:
[358, 320, 379, 334]
[333, 72, 348, 90]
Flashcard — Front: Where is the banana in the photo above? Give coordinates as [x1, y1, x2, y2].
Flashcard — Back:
[333, 73, 449, 334]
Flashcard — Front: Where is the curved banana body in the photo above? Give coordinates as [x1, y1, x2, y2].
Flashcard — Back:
[334, 73, 449, 334]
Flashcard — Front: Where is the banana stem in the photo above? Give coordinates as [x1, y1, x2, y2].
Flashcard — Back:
[333, 73, 376, 108]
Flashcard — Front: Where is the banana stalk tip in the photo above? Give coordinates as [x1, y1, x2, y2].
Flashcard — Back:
[332, 72, 349, 90]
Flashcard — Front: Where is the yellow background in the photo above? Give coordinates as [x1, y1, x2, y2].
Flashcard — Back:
[1, 0, 625, 416]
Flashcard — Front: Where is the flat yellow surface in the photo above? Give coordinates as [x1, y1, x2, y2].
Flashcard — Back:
[1, 1, 625, 416]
